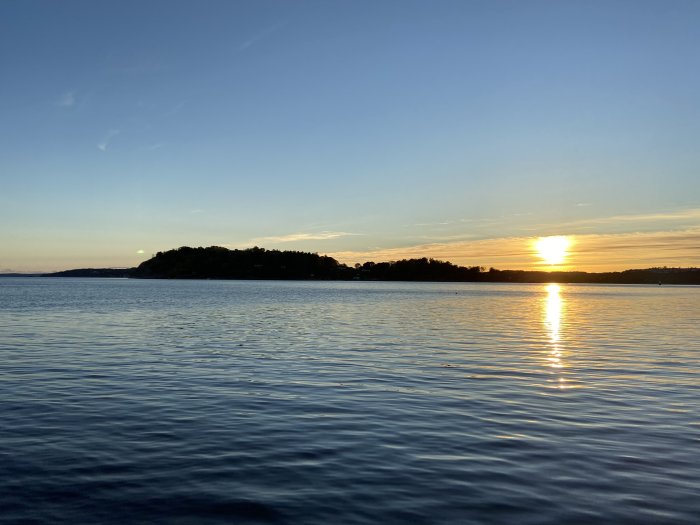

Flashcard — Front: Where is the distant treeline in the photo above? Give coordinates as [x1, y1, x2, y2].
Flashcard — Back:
[43, 246, 700, 284]
[43, 268, 133, 278]
[482, 267, 700, 285]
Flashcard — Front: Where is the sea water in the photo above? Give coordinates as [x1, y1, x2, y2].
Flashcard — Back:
[1, 278, 698, 524]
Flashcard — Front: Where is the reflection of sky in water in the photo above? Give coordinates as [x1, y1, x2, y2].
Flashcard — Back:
[3, 279, 700, 524]
[544, 284, 567, 388]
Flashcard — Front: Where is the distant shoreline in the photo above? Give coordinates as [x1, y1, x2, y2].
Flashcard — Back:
[7, 245, 697, 285]
[11, 275, 700, 286]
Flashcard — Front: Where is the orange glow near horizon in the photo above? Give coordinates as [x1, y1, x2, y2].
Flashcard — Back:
[534, 236, 571, 267]
[325, 227, 700, 273]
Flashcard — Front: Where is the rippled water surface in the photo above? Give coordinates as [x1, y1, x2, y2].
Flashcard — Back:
[1, 278, 699, 524]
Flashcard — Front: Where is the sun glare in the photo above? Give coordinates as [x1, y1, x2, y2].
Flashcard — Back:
[535, 236, 570, 266]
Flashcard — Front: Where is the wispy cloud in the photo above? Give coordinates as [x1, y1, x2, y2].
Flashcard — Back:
[548, 208, 700, 235]
[465, 207, 700, 239]
[163, 100, 185, 117]
[567, 229, 700, 270]
[326, 228, 700, 272]
[252, 231, 358, 244]
[57, 90, 76, 108]
[238, 21, 286, 51]
[575, 208, 700, 226]
[103, 63, 168, 75]
[327, 237, 532, 269]
[97, 129, 120, 151]
[412, 220, 452, 227]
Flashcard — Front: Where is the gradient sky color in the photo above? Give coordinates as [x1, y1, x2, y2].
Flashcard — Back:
[2, 0, 699, 272]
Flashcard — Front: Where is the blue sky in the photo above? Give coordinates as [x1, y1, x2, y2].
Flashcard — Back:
[2, 0, 699, 271]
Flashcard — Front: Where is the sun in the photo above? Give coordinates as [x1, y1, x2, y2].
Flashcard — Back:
[535, 236, 571, 266]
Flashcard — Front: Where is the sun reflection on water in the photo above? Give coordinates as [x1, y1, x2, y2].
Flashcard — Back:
[543, 284, 566, 383]
[545, 284, 562, 345]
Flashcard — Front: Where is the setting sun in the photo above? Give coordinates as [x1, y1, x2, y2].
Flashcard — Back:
[535, 236, 571, 266]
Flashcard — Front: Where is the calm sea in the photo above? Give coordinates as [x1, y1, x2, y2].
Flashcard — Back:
[1, 278, 698, 524]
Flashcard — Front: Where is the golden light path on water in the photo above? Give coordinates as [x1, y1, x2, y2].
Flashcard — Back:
[543, 284, 568, 389]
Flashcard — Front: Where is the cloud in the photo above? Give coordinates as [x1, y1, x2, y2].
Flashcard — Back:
[561, 208, 700, 232]
[413, 220, 452, 227]
[327, 237, 532, 268]
[568, 229, 700, 270]
[97, 129, 120, 151]
[238, 21, 287, 51]
[136, 249, 145, 254]
[103, 63, 168, 75]
[252, 231, 358, 244]
[325, 228, 700, 272]
[162, 101, 185, 117]
[57, 90, 76, 107]
[591, 208, 700, 224]
[477, 207, 700, 240]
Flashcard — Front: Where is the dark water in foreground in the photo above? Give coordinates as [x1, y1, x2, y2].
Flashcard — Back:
[1, 278, 699, 524]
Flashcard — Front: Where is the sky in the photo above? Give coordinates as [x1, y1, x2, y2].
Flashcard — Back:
[1, 0, 699, 272]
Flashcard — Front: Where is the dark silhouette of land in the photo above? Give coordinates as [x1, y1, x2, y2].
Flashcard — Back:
[38, 245, 700, 285]
[39, 268, 133, 278]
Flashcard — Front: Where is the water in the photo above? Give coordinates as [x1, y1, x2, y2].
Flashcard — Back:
[1, 278, 698, 524]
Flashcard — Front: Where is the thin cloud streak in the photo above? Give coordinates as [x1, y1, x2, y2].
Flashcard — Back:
[163, 101, 185, 117]
[97, 129, 120, 151]
[417, 208, 700, 241]
[251, 231, 359, 244]
[57, 90, 76, 107]
[237, 21, 287, 51]
[103, 63, 168, 75]
[560, 208, 700, 232]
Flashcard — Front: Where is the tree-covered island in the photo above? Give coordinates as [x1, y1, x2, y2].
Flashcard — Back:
[41, 245, 700, 285]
